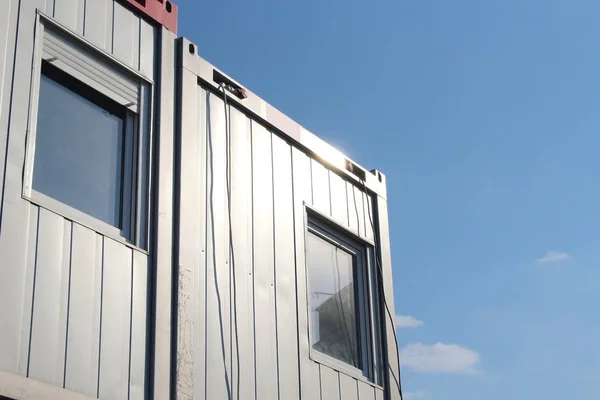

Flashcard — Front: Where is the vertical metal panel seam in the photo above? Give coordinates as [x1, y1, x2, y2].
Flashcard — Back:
[250, 118, 259, 400]
[203, 90, 210, 399]
[95, 236, 104, 398]
[82, 0, 86, 33]
[226, 101, 234, 399]
[136, 19, 141, 92]
[289, 147, 303, 400]
[135, 15, 141, 70]
[337, 371, 341, 400]
[0, 0, 17, 228]
[110, 0, 115, 54]
[269, 131, 281, 400]
[350, 186, 359, 237]
[127, 250, 135, 400]
[62, 222, 75, 388]
[327, 168, 332, 217]
[360, 188, 366, 238]
[344, 179, 350, 232]
[318, 365, 323, 400]
[227, 100, 232, 399]
[25, 206, 42, 377]
[309, 158, 314, 207]
[0, 0, 23, 227]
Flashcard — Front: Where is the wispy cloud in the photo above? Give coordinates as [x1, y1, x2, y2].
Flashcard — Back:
[404, 391, 425, 399]
[535, 251, 571, 264]
[396, 315, 424, 328]
[399, 343, 480, 374]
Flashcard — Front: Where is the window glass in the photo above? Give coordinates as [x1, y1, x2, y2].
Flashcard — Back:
[307, 231, 361, 368]
[33, 64, 125, 228]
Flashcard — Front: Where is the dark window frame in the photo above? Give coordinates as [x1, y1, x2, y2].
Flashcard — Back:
[305, 209, 383, 385]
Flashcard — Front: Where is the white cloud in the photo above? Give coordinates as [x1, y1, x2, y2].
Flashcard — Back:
[535, 251, 571, 264]
[404, 391, 425, 399]
[396, 315, 424, 328]
[399, 343, 480, 374]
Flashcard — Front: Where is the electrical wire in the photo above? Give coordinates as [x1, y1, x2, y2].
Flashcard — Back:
[361, 180, 404, 400]
[219, 85, 241, 400]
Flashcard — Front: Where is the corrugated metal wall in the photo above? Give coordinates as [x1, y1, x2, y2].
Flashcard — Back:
[0, 1, 157, 399]
[0, 2, 397, 399]
[175, 84, 385, 400]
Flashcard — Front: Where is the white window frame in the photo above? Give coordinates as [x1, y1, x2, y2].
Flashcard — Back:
[22, 13, 153, 249]
[305, 206, 384, 386]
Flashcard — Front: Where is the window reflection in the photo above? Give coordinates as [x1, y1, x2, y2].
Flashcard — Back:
[33, 65, 125, 228]
[307, 232, 360, 368]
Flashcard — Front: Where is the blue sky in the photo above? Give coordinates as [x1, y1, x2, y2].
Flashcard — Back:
[177, 1, 600, 398]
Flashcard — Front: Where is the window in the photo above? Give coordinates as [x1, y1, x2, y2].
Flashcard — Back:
[306, 214, 382, 383]
[33, 62, 132, 230]
[24, 20, 150, 248]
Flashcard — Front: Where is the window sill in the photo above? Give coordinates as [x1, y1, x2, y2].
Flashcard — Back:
[309, 349, 384, 391]
[22, 191, 148, 255]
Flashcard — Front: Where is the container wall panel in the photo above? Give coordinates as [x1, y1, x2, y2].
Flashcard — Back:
[49, 0, 157, 80]
[340, 374, 359, 400]
[18, 204, 40, 376]
[98, 239, 133, 400]
[130, 251, 149, 400]
[112, 1, 140, 69]
[28, 209, 71, 386]
[0, 0, 19, 202]
[363, 193, 375, 242]
[229, 105, 256, 400]
[311, 159, 331, 216]
[205, 91, 232, 400]
[358, 381, 376, 400]
[251, 121, 279, 399]
[64, 225, 102, 397]
[292, 149, 322, 400]
[175, 70, 205, 400]
[346, 181, 361, 236]
[139, 21, 156, 79]
[272, 134, 300, 398]
[53, 0, 81, 33]
[0, 1, 156, 398]
[329, 170, 349, 226]
[82, 0, 113, 50]
[175, 84, 381, 399]
[0, 0, 42, 374]
[319, 365, 340, 400]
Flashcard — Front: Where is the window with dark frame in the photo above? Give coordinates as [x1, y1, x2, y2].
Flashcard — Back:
[33, 61, 133, 232]
[25, 21, 150, 248]
[306, 214, 382, 383]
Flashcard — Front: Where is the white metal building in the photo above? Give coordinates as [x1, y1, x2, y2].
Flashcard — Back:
[0, 1, 402, 399]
